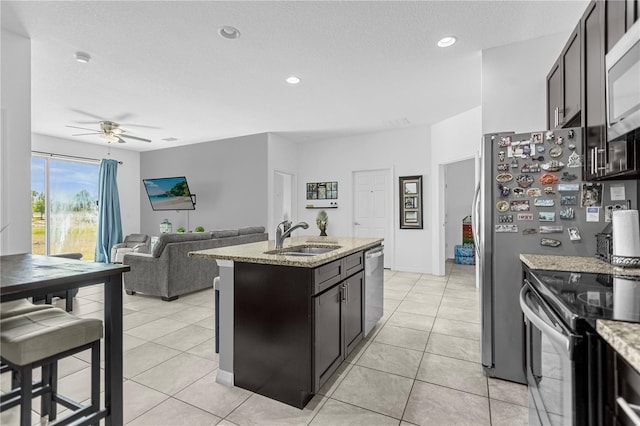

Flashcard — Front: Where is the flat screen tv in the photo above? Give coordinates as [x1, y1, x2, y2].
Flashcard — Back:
[143, 176, 196, 211]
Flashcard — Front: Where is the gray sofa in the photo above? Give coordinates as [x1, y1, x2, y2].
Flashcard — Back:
[122, 226, 267, 301]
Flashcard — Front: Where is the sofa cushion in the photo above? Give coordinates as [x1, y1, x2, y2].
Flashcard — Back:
[152, 232, 212, 257]
[238, 226, 265, 236]
[211, 229, 239, 238]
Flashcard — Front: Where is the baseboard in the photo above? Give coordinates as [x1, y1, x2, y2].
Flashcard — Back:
[216, 369, 234, 387]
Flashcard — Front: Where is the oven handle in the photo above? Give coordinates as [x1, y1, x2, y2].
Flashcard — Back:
[617, 397, 640, 425]
[519, 285, 574, 359]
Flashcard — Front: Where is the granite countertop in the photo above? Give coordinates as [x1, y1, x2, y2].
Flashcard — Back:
[520, 254, 640, 276]
[189, 236, 383, 268]
[597, 320, 640, 372]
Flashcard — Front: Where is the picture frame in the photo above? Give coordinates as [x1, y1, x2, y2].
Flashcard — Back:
[400, 175, 423, 229]
[306, 181, 338, 200]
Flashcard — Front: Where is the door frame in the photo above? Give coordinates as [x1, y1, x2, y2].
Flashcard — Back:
[272, 169, 297, 238]
[351, 167, 394, 270]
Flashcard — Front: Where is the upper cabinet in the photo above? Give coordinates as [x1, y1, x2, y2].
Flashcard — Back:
[549, 0, 639, 181]
[547, 24, 582, 130]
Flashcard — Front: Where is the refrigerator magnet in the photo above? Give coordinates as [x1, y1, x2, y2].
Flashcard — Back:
[545, 131, 555, 141]
[568, 130, 575, 139]
[523, 228, 537, 235]
[534, 198, 555, 207]
[567, 151, 582, 168]
[496, 200, 509, 212]
[495, 224, 518, 233]
[560, 207, 576, 219]
[549, 146, 563, 158]
[539, 225, 564, 234]
[537, 145, 545, 153]
[561, 195, 577, 206]
[496, 173, 513, 183]
[497, 163, 509, 171]
[517, 213, 534, 221]
[544, 187, 556, 195]
[540, 238, 561, 247]
[558, 183, 580, 192]
[540, 174, 559, 185]
[541, 160, 565, 172]
[497, 184, 510, 197]
[512, 188, 525, 197]
[526, 188, 542, 197]
[498, 214, 514, 223]
[499, 136, 512, 147]
[555, 137, 564, 145]
[568, 227, 582, 241]
[539, 211, 556, 222]
[516, 174, 534, 188]
[510, 200, 530, 212]
[532, 132, 543, 144]
[561, 172, 578, 181]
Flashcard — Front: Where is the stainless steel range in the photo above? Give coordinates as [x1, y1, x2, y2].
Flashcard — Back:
[521, 267, 640, 425]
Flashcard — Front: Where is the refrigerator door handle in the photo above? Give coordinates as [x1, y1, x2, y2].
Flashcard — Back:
[471, 181, 481, 258]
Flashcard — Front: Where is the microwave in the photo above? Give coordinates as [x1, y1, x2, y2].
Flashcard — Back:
[606, 19, 640, 142]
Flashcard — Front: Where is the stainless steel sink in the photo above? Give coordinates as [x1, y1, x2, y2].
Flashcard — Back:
[265, 245, 341, 256]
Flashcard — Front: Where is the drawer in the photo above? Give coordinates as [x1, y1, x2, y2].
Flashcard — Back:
[313, 258, 343, 295]
[344, 251, 364, 277]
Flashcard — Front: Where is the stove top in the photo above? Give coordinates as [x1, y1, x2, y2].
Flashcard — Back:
[528, 269, 640, 330]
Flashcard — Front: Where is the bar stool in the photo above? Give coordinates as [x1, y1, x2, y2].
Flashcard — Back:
[0, 300, 55, 388]
[0, 308, 103, 426]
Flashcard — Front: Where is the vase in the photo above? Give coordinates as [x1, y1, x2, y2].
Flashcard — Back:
[319, 223, 327, 236]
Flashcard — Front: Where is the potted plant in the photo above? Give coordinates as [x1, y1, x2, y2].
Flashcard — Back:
[176, 227, 186, 233]
[194, 226, 205, 232]
[316, 210, 328, 236]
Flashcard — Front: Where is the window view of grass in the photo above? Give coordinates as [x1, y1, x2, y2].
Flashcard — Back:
[32, 157, 99, 261]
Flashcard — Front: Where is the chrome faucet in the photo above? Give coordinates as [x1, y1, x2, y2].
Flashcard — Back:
[275, 220, 309, 249]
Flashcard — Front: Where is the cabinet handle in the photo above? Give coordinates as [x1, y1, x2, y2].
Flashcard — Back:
[616, 397, 640, 425]
[554, 107, 559, 128]
[340, 284, 346, 302]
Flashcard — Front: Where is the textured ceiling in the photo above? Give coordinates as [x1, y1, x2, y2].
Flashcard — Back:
[1, 1, 589, 151]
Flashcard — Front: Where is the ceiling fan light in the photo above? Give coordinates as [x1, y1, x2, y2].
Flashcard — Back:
[100, 133, 120, 143]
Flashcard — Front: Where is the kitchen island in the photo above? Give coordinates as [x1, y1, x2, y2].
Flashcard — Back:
[189, 236, 383, 408]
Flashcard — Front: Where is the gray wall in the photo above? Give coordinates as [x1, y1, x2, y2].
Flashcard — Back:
[445, 158, 475, 259]
[140, 133, 269, 236]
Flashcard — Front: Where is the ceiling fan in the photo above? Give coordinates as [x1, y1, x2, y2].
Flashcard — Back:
[67, 121, 151, 143]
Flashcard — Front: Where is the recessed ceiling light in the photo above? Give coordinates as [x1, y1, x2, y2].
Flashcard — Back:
[286, 76, 301, 85]
[74, 51, 91, 63]
[437, 36, 457, 48]
[218, 26, 241, 39]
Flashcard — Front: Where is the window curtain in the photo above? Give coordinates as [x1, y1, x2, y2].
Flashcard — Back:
[95, 159, 122, 263]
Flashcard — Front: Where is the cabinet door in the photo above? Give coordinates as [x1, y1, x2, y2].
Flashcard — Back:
[562, 25, 581, 124]
[343, 271, 364, 356]
[583, 0, 607, 180]
[547, 59, 563, 129]
[313, 284, 342, 391]
[607, 0, 627, 53]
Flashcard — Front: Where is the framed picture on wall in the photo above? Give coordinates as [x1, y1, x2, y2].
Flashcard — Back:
[400, 175, 423, 229]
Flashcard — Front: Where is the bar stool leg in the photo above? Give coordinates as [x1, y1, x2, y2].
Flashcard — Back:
[40, 364, 51, 418]
[91, 341, 100, 424]
[19, 366, 32, 426]
[65, 290, 74, 312]
[49, 361, 58, 421]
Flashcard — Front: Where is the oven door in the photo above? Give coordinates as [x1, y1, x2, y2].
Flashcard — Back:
[520, 284, 579, 425]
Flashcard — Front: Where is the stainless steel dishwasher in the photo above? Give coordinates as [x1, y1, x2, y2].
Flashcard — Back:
[364, 245, 384, 337]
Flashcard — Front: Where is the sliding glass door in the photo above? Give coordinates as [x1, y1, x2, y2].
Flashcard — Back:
[31, 155, 100, 260]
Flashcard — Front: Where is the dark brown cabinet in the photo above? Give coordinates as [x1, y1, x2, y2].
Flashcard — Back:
[603, 341, 640, 425]
[583, 0, 608, 179]
[547, 24, 582, 129]
[233, 249, 367, 408]
[548, 0, 640, 180]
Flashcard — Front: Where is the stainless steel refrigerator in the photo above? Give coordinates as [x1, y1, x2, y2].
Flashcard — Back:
[472, 127, 637, 384]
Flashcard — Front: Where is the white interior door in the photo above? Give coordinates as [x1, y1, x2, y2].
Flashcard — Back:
[353, 169, 391, 268]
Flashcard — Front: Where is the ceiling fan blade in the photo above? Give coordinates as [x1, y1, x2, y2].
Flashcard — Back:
[119, 134, 151, 143]
[117, 137, 127, 144]
[114, 113, 134, 122]
[66, 125, 99, 132]
[120, 123, 161, 129]
[69, 108, 105, 121]
[74, 120, 102, 125]
[72, 132, 101, 136]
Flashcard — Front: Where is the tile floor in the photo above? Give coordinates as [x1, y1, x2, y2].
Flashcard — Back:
[1, 261, 529, 425]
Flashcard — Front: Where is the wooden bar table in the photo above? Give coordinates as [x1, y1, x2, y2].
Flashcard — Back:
[0, 254, 130, 425]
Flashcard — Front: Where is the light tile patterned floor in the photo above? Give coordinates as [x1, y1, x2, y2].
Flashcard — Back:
[1, 261, 529, 425]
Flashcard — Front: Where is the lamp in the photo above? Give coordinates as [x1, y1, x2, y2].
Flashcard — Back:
[100, 133, 120, 143]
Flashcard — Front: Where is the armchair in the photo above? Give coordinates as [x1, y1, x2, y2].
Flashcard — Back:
[111, 234, 151, 263]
